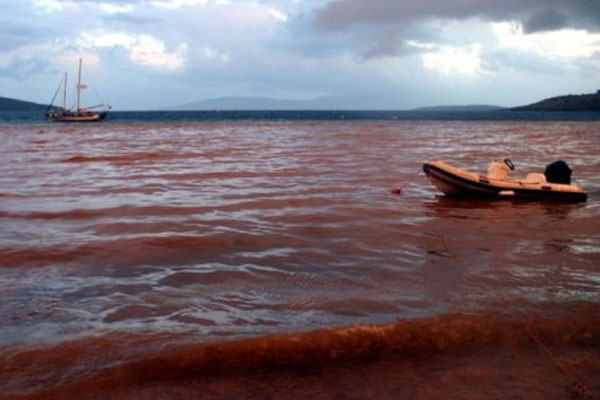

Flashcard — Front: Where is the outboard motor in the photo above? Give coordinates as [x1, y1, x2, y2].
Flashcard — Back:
[544, 160, 572, 184]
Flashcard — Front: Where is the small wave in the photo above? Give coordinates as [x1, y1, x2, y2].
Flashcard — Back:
[0, 205, 201, 221]
[61, 154, 153, 164]
[3, 309, 599, 399]
[62, 155, 94, 163]
[60, 152, 197, 164]
[121, 168, 309, 183]
[0, 197, 342, 222]
[0, 232, 310, 268]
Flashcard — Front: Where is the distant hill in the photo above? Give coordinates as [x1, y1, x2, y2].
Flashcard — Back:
[513, 90, 600, 111]
[411, 105, 504, 112]
[0, 96, 48, 111]
[169, 97, 509, 112]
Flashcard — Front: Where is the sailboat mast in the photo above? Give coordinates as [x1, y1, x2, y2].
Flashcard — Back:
[76, 58, 82, 112]
[62, 72, 68, 110]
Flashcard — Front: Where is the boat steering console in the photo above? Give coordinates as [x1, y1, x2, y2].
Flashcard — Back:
[503, 158, 515, 171]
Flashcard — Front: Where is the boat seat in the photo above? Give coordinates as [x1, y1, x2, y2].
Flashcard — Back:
[520, 172, 547, 184]
[487, 161, 510, 179]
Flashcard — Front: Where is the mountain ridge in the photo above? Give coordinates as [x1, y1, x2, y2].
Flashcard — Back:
[164, 96, 370, 111]
[3, 90, 600, 112]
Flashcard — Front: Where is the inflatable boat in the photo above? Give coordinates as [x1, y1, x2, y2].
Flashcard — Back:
[423, 159, 587, 202]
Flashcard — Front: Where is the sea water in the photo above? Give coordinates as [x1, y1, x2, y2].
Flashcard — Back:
[1, 112, 599, 399]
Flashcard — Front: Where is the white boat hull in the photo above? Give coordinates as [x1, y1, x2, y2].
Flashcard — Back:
[423, 159, 587, 202]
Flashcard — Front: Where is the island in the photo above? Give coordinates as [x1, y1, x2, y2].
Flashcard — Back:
[0, 96, 48, 112]
[512, 90, 600, 111]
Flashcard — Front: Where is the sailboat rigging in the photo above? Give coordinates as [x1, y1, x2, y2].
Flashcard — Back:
[45, 58, 111, 122]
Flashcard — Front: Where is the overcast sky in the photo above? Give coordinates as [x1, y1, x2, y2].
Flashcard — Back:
[1, 0, 599, 110]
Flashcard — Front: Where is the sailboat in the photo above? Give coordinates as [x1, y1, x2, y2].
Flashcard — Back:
[45, 58, 111, 122]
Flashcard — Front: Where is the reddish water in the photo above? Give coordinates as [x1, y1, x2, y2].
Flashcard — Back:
[1, 120, 599, 399]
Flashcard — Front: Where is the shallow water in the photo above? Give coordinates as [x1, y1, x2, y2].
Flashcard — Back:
[1, 120, 599, 398]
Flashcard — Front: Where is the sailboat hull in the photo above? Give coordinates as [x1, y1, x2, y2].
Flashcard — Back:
[46, 111, 107, 123]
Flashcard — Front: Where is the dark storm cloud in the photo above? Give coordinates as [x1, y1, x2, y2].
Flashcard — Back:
[314, 0, 600, 33]
[360, 28, 432, 59]
[0, 56, 51, 79]
[0, 23, 49, 51]
[522, 8, 568, 33]
[361, 31, 406, 59]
